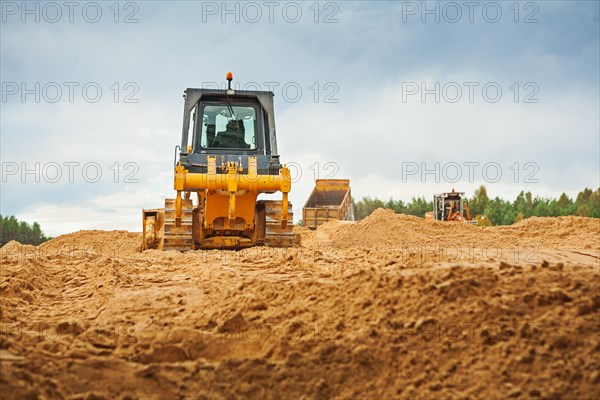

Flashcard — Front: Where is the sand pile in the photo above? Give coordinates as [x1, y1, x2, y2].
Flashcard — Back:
[504, 216, 600, 248]
[327, 209, 600, 250]
[39, 230, 141, 256]
[325, 208, 455, 248]
[1, 215, 599, 399]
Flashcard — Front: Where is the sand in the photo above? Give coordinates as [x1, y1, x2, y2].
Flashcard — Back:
[1, 209, 599, 399]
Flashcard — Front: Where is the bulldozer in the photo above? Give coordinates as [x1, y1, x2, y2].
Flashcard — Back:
[142, 73, 294, 251]
[424, 189, 477, 224]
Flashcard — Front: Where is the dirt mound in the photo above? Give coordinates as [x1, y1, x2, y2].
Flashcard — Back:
[39, 229, 141, 256]
[1, 216, 599, 399]
[503, 215, 600, 248]
[0, 241, 51, 308]
[326, 208, 448, 248]
[513, 215, 598, 230]
[0, 240, 37, 254]
[327, 208, 600, 251]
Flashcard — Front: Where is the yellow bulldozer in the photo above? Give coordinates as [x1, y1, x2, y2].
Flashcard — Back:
[424, 189, 477, 224]
[142, 73, 294, 251]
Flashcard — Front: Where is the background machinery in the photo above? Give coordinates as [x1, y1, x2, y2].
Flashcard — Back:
[424, 189, 477, 224]
[302, 179, 354, 229]
[142, 73, 294, 251]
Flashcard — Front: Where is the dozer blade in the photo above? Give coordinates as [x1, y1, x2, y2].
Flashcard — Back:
[163, 198, 194, 251]
[261, 200, 294, 247]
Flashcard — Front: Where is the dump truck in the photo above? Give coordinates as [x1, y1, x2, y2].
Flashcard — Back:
[302, 179, 354, 229]
[142, 73, 294, 251]
[424, 189, 476, 224]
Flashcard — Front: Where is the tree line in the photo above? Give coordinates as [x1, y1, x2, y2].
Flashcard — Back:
[0, 215, 51, 246]
[352, 186, 600, 225]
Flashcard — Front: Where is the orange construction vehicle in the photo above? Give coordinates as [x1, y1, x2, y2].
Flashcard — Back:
[142, 73, 294, 251]
[424, 189, 476, 224]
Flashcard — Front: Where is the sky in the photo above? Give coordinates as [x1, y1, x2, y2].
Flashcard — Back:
[1, 0, 599, 235]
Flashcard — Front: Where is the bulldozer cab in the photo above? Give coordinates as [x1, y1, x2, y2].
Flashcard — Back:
[178, 88, 283, 176]
[198, 103, 255, 150]
[433, 189, 471, 222]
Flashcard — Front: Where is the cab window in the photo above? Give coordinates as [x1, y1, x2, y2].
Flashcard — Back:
[200, 104, 257, 149]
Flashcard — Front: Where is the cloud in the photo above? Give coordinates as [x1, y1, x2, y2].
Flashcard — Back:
[1, 1, 598, 235]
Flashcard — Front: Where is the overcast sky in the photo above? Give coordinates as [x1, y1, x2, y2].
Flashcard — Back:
[1, 1, 599, 235]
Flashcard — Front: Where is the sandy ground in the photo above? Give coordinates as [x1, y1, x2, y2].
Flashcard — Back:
[1, 209, 599, 399]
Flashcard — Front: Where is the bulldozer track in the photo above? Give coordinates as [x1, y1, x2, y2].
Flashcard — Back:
[163, 198, 194, 251]
[261, 200, 294, 247]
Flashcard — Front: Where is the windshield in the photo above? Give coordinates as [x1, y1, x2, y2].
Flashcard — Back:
[200, 104, 257, 149]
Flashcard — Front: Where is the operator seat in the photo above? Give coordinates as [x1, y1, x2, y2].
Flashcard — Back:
[206, 124, 216, 147]
[213, 120, 249, 148]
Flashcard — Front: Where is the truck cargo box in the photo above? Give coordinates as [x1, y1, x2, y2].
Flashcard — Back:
[302, 179, 354, 229]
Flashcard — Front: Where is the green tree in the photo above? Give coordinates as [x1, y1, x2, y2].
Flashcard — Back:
[485, 197, 515, 225]
[577, 204, 590, 217]
[576, 188, 593, 206]
[405, 196, 432, 217]
[514, 191, 533, 216]
[352, 196, 431, 220]
[556, 193, 577, 215]
[589, 189, 600, 217]
[575, 188, 600, 218]
[350, 186, 599, 223]
[353, 196, 385, 220]
[469, 185, 490, 217]
[0, 215, 51, 246]
[514, 211, 525, 223]
[384, 198, 407, 214]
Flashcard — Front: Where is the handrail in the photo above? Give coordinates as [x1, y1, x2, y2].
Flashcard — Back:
[174, 145, 181, 168]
